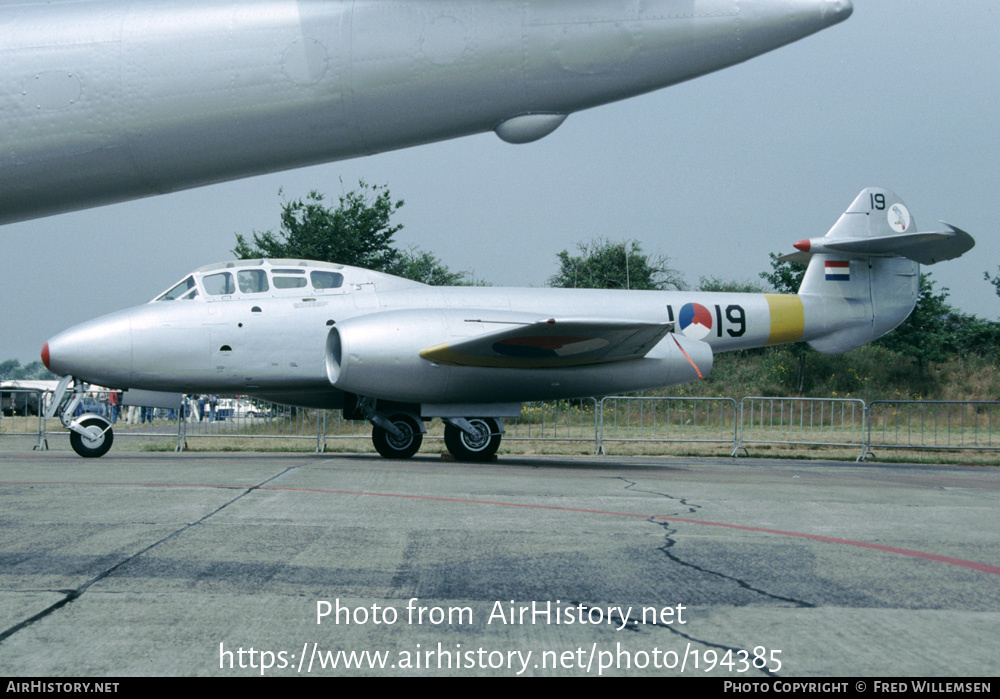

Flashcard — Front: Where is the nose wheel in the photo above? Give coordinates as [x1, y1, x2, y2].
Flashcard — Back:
[69, 417, 114, 458]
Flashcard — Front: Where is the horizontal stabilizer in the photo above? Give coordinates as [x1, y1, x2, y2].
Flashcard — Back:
[779, 223, 974, 266]
[421, 318, 673, 369]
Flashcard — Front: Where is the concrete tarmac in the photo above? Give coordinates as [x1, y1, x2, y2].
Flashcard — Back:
[0, 447, 997, 677]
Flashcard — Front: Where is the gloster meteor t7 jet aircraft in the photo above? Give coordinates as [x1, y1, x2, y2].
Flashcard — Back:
[42, 188, 973, 460]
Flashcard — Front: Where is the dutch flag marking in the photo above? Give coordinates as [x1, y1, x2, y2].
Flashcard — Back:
[825, 260, 850, 281]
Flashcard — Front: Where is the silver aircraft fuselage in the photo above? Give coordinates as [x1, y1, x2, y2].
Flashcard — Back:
[1, 0, 852, 224]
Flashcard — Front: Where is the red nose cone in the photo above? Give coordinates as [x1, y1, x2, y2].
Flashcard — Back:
[41, 342, 50, 370]
[793, 239, 811, 252]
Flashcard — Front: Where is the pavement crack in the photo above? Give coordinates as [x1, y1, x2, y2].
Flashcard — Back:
[609, 477, 813, 608]
[651, 516, 815, 609]
[570, 600, 779, 677]
[609, 476, 701, 517]
[0, 466, 298, 646]
[603, 476, 812, 677]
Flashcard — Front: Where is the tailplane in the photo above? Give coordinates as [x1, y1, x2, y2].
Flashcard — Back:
[784, 188, 974, 354]
[782, 188, 974, 266]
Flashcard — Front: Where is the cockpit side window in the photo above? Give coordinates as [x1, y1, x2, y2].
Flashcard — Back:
[156, 276, 198, 301]
[238, 269, 269, 294]
[272, 269, 307, 289]
[310, 271, 344, 289]
[203, 272, 236, 295]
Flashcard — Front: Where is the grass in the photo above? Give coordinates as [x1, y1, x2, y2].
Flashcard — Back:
[117, 433, 999, 466]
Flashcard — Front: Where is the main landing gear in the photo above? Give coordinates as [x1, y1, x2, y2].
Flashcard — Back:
[358, 398, 503, 461]
[443, 417, 502, 462]
[371, 413, 423, 459]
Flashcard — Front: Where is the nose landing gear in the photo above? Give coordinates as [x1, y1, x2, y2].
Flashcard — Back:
[46, 376, 115, 458]
[69, 416, 115, 458]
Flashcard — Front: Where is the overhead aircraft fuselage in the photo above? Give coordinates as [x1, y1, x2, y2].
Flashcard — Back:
[1, 0, 852, 224]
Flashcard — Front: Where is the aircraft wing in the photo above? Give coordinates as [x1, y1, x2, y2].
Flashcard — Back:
[420, 318, 673, 369]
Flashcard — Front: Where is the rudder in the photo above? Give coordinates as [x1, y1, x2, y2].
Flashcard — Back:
[792, 188, 922, 354]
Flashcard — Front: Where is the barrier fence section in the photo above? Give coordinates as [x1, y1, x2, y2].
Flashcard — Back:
[866, 400, 1000, 457]
[599, 396, 738, 455]
[0, 389, 46, 450]
[318, 410, 372, 452]
[503, 398, 601, 453]
[8, 391, 1000, 460]
[737, 397, 868, 460]
[180, 400, 324, 451]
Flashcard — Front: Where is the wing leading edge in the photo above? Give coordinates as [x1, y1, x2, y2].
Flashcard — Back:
[420, 318, 674, 369]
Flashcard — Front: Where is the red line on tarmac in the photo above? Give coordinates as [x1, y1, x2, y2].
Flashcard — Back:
[3, 480, 999, 577]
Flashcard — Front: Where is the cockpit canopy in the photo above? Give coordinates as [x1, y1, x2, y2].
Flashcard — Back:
[153, 259, 396, 302]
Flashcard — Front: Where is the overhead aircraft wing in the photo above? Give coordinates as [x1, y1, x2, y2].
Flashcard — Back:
[420, 318, 674, 369]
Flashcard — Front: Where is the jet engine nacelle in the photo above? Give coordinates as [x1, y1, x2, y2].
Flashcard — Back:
[325, 309, 712, 404]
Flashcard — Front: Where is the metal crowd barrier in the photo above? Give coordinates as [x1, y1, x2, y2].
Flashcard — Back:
[5, 392, 1000, 460]
[180, 399, 324, 451]
[736, 397, 868, 460]
[503, 398, 601, 453]
[599, 396, 738, 455]
[0, 388, 46, 450]
[866, 400, 1000, 458]
[318, 410, 373, 452]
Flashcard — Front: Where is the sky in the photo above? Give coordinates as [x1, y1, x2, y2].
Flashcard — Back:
[2, 0, 999, 364]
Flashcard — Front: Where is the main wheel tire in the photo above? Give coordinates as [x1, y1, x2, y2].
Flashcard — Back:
[69, 418, 114, 458]
[444, 418, 501, 462]
[371, 414, 423, 459]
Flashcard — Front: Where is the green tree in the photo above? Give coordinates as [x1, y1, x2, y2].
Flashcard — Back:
[877, 274, 955, 371]
[987, 267, 1000, 300]
[233, 183, 404, 271]
[759, 252, 806, 295]
[232, 181, 469, 285]
[548, 238, 684, 290]
[879, 273, 1000, 366]
[390, 247, 468, 286]
[0, 359, 57, 381]
[946, 310, 1000, 363]
[697, 276, 768, 293]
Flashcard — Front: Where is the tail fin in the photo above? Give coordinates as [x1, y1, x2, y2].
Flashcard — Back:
[784, 187, 974, 354]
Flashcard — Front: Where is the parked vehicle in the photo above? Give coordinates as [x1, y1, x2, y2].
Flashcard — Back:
[77, 396, 108, 418]
[214, 398, 263, 420]
[1, 390, 40, 416]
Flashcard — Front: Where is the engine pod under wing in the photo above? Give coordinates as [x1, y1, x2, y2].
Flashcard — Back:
[420, 318, 674, 369]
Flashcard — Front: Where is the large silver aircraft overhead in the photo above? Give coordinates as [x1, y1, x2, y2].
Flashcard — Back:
[43, 187, 973, 460]
[1, 0, 852, 225]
